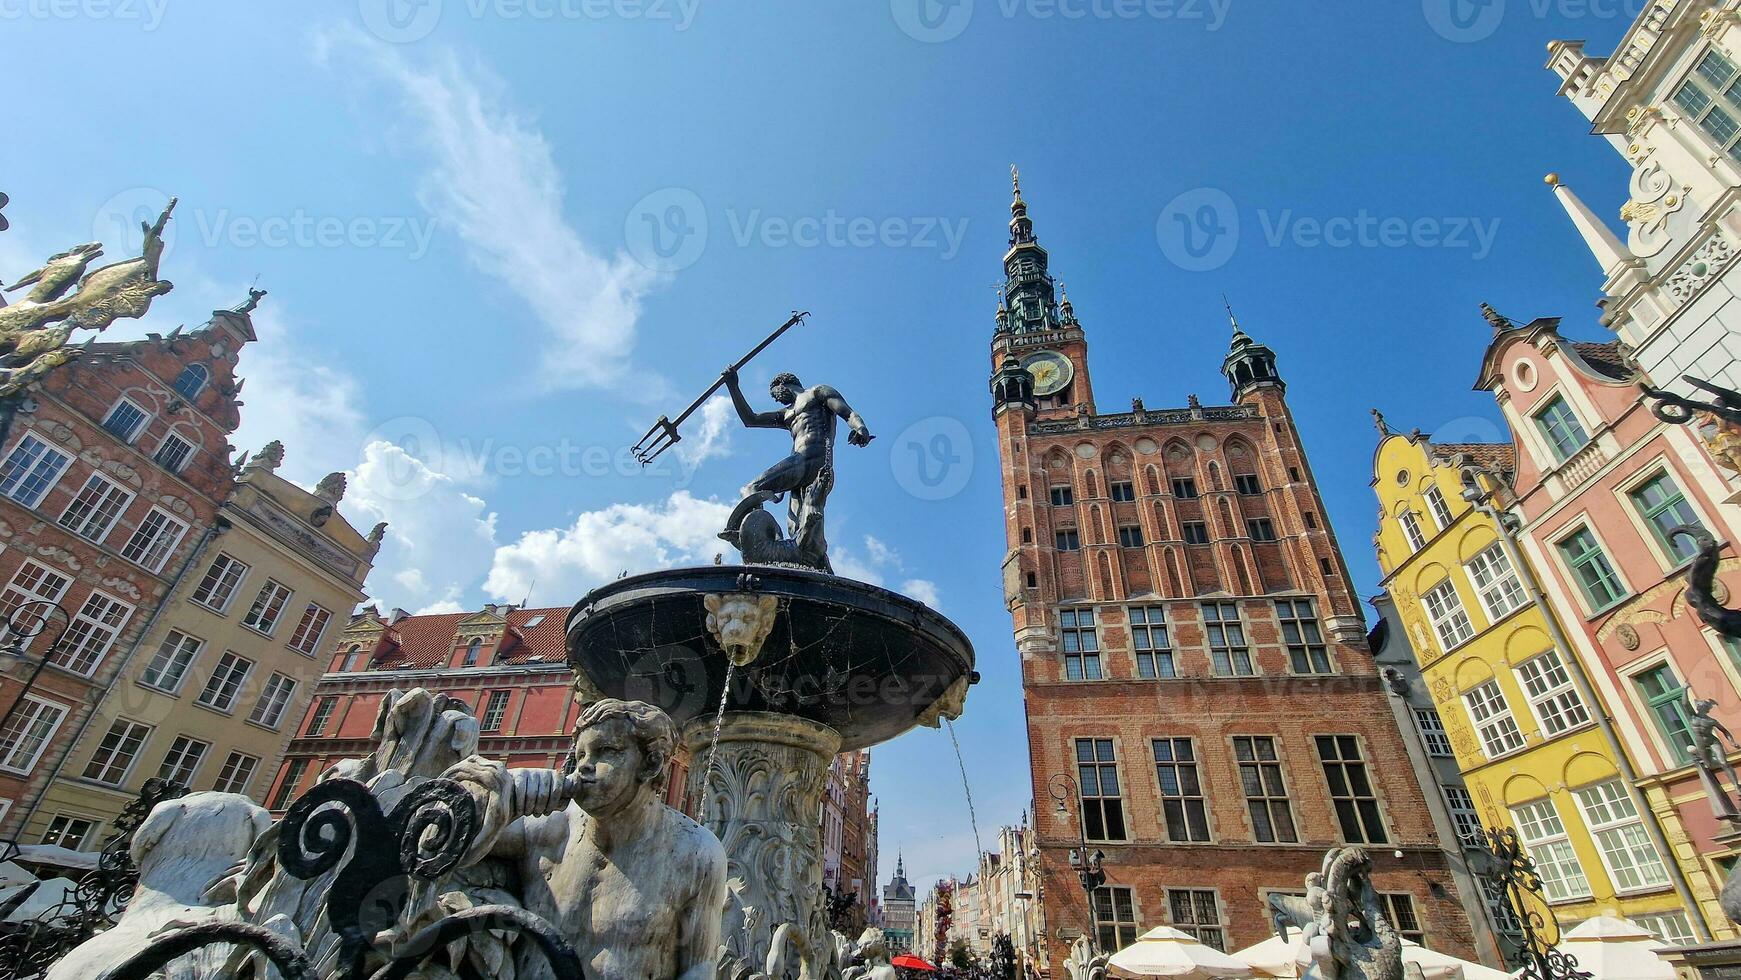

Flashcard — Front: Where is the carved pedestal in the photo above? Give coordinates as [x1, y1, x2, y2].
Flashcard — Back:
[684, 711, 842, 974]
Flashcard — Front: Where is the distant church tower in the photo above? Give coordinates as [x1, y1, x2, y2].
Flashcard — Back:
[987, 172, 1480, 971]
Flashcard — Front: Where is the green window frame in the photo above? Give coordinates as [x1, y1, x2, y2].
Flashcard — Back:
[1636, 665, 1695, 766]
[1628, 472, 1704, 564]
[1534, 396, 1589, 463]
[1674, 49, 1741, 161]
[1557, 528, 1625, 611]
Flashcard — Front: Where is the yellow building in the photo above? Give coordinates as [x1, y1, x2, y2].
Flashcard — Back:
[1372, 425, 1708, 942]
[15, 444, 376, 855]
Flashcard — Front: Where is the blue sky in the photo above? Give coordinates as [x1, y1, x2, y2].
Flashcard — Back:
[2, 0, 1642, 892]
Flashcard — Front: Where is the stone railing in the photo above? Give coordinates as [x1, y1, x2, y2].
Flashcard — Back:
[1558, 440, 1609, 487]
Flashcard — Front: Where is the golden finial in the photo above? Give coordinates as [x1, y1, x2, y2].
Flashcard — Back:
[1544, 173, 1561, 187]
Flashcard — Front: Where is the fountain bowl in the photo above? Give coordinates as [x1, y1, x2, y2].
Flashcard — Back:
[565, 565, 976, 751]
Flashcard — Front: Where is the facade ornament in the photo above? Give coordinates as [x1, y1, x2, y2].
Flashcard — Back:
[314, 471, 347, 504]
[367, 520, 388, 547]
[1619, 159, 1687, 258]
[236, 286, 267, 314]
[1268, 847, 1403, 980]
[1615, 623, 1641, 651]
[704, 592, 780, 667]
[1675, 524, 1741, 638]
[1371, 409, 1389, 435]
[915, 674, 972, 729]
[1690, 695, 1741, 824]
[244, 440, 285, 474]
[1479, 302, 1513, 332]
[1187, 393, 1201, 410]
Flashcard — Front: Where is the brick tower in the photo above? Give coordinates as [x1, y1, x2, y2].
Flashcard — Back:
[989, 172, 1478, 974]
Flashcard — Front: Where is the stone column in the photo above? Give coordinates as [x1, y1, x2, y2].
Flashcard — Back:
[685, 710, 842, 975]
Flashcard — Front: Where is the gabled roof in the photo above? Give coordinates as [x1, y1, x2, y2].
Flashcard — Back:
[1571, 341, 1631, 380]
[366, 606, 567, 670]
[1428, 442, 1516, 479]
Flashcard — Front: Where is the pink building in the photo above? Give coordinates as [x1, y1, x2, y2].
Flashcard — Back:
[1477, 311, 1741, 928]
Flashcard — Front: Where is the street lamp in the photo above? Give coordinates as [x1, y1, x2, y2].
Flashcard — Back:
[0, 599, 75, 748]
[1048, 772, 1107, 953]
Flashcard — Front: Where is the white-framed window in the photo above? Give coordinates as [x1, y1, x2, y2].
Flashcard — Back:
[82, 719, 152, 785]
[100, 398, 150, 444]
[1511, 798, 1592, 902]
[240, 579, 293, 636]
[196, 651, 253, 712]
[1466, 544, 1527, 620]
[152, 433, 195, 473]
[172, 363, 208, 401]
[214, 751, 260, 794]
[1399, 511, 1427, 552]
[1515, 650, 1590, 737]
[1673, 48, 1741, 161]
[157, 735, 209, 786]
[57, 472, 133, 543]
[1464, 681, 1526, 758]
[1444, 785, 1482, 845]
[0, 435, 72, 508]
[1557, 526, 1627, 611]
[1414, 707, 1453, 757]
[190, 553, 249, 612]
[0, 695, 68, 773]
[139, 629, 204, 693]
[1421, 579, 1475, 650]
[1573, 780, 1669, 893]
[1633, 911, 1697, 945]
[1424, 487, 1454, 530]
[120, 508, 189, 572]
[0, 561, 72, 646]
[480, 690, 511, 732]
[1626, 469, 1706, 565]
[47, 589, 134, 676]
[286, 603, 333, 657]
[247, 673, 297, 728]
[40, 815, 96, 851]
[304, 696, 339, 736]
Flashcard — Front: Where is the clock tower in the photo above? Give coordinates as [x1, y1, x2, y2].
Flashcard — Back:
[993, 168, 1094, 416]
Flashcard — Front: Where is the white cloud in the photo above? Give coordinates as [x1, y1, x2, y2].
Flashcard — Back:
[831, 535, 940, 609]
[485, 491, 731, 606]
[900, 579, 941, 609]
[348, 440, 500, 612]
[864, 535, 901, 570]
[231, 304, 369, 485]
[674, 395, 736, 475]
[317, 29, 667, 394]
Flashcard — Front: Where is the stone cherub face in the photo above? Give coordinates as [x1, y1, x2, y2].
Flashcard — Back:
[770, 372, 801, 406]
[563, 699, 675, 813]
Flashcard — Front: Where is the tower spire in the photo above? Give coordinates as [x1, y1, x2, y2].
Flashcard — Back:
[1221, 302, 1284, 400]
[999, 167, 1060, 334]
[1009, 164, 1035, 246]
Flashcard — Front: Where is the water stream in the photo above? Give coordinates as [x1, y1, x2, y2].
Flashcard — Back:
[700, 659, 736, 823]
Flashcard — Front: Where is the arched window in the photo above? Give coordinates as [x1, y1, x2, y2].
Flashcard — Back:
[463, 638, 482, 667]
[173, 363, 209, 401]
[341, 644, 361, 672]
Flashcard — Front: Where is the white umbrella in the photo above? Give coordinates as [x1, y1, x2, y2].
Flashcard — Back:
[1232, 934, 1507, 980]
[1523, 912, 1673, 980]
[1108, 926, 1255, 980]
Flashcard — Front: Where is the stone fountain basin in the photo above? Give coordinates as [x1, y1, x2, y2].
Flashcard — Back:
[566, 565, 976, 752]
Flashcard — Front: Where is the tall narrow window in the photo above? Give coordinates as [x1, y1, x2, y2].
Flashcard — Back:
[0, 435, 72, 507]
[1534, 396, 1590, 463]
[1673, 49, 1741, 161]
[1399, 512, 1427, 552]
[1464, 681, 1525, 758]
[1317, 735, 1388, 844]
[1234, 735, 1297, 843]
[1380, 895, 1425, 945]
[1573, 780, 1669, 893]
[1421, 580, 1474, 650]
[82, 719, 151, 785]
[121, 508, 189, 572]
[287, 604, 333, 656]
[1511, 798, 1592, 902]
[1203, 602, 1254, 676]
[1276, 598, 1331, 674]
[1515, 650, 1590, 736]
[305, 696, 339, 737]
[1636, 665, 1695, 765]
[481, 691, 511, 732]
[1629, 472, 1705, 564]
[1444, 786, 1482, 845]
[214, 752, 260, 794]
[191, 553, 250, 612]
[1558, 528, 1625, 610]
[1060, 609, 1101, 681]
[157, 735, 210, 786]
[57, 473, 133, 542]
[196, 652, 253, 712]
[1093, 887, 1138, 952]
[1467, 544, 1527, 620]
[1075, 737, 1126, 842]
[1128, 606, 1174, 679]
[270, 759, 310, 810]
[1152, 738, 1210, 842]
[140, 630, 203, 692]
[1415, 708, 1453, 757]
[1167, 890, 1226, 951]
[241, 580, 293, 635]
[1424, 486, 1454, 530]
[248, 673, 297, 728]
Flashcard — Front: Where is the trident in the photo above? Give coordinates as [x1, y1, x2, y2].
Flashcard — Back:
[631, 311, 811, 466]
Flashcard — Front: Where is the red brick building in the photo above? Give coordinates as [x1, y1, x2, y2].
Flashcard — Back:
[989, 175, 1479, 974]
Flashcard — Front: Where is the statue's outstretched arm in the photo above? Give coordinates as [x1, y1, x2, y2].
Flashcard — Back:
[445, 757, 570, 863]
[819, 386, 874, 446]
[724, 367, 785, 429]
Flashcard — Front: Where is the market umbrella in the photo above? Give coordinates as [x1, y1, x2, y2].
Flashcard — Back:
[892, 953, 939, 972]
[1232, 934, 1508, 980]
[1107, 926, 1255, 979]
[1518, 912, 1673, 980]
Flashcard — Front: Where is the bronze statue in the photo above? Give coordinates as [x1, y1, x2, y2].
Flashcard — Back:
[718, 366, 872, 573]
[1691, 696, 1741, 823]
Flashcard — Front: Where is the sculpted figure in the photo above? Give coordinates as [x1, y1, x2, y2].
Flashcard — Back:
[447, 698, 728, 980]
[1270, 848, 1401, 980]
[1691, 697, 1741, 822]
[719, 368, 873, 572]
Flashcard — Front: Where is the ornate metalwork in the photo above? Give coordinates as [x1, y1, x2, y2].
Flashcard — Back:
[1640, 375, 1741, 426]
[1467, 827, 1590, 980]
[88, 776, 586, 980]
[1674, 524, 1741, 638]
[0, 778, 188, 980]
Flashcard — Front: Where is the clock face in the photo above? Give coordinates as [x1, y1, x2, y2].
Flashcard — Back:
[1021, 351, 1074, 397]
